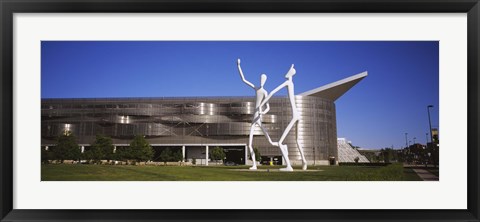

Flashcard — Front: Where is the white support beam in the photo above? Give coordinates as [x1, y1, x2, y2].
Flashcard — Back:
[182, 146, 185, 162]
[113, 145, 117, 153]
[205, 145, 209, 166]
[245, 145, 248, 165]
[81, 146, 85, 153]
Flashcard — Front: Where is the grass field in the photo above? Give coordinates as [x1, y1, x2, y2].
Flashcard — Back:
[41, 163, 422, 181]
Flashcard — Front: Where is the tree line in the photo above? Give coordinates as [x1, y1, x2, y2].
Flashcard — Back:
[42, 132, 155, 164]
[42, 132, 235, 165]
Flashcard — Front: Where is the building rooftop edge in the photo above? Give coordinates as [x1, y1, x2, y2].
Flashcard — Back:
[41, 96, 287, 101]
[42, 71, 367, 102]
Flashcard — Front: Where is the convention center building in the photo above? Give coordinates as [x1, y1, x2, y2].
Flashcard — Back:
[41, 72, 367, 165]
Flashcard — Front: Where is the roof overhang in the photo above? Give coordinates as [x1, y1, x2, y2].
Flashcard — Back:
[299, 71, 368, 101]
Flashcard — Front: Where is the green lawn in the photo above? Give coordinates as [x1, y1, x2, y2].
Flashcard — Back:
[41, 163, 422, 181]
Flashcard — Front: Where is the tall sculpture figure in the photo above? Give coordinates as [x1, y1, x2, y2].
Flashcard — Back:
[261, 64, 307, 171]
[236, 59, 278, 170]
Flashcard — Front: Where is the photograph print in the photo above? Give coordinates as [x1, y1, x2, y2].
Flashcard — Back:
[40, 41, 439, 181]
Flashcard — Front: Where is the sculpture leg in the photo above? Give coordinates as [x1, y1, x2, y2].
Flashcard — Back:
[295, 122, 307, 170]
[248, 123, 257, 170]
[278, 117, 298, 145]
[259, 124, 279, 147]
[279, 144, 293, 171]
[277, 117, 298, 171]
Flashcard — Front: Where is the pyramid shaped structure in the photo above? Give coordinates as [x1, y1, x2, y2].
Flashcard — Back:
[337, 138, 370, 163]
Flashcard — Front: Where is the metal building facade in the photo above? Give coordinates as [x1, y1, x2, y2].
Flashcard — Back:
[41, 96, 337, 164]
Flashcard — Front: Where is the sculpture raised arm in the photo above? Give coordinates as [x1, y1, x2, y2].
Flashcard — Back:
[236, 59, 255, 89]
[260, 64, 295, 107]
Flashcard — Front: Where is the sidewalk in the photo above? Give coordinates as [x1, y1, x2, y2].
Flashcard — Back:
[412, 168, 439, 181]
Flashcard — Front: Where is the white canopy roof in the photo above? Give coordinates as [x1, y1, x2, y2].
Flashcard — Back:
[300, 71, 368, 101]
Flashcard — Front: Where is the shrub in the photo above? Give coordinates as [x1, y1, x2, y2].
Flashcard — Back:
[210, 147, 225, 164]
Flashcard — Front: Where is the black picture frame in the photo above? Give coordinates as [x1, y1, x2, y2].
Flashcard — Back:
[1, 0, 479, 221]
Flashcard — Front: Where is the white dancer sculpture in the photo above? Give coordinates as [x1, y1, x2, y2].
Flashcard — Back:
[261, 64, 307, 171]
[236, 59, 279, 170]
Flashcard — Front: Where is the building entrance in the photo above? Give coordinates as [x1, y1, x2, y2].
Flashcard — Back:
[223, 146, 246, 165]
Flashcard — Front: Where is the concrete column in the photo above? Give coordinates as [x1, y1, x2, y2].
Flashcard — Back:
[45, 146, 49, 151]
[113, 145, 117, 153]
[81, 146, 85, 153]
[182, 146, 185, 162]
[205, 145, 209, 166]
[245, 145, 248, 165]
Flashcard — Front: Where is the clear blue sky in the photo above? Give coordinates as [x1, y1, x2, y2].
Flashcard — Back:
[41, 41, 439, 149]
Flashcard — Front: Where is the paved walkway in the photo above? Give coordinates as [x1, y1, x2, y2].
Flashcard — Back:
[412, 168, 439, 181]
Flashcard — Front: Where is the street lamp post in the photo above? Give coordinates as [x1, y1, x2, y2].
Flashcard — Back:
[423, 145, 428, 167]
[404, 133, 408, 163]
[425, 133, 429, 166]
[427, 105, 436, 167]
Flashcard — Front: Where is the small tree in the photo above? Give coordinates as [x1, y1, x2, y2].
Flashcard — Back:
[81, 151, 89, 163]
[173, 150, 183, 162]
[83, 146, 102, 164]
[129, 135, 154, 164]
[97, 135, 115, 161]
[159, 148, 173, 165]
[84, 135, 115, 164]
[53, 131, 81, 163]
[210, 146, 226, 164]
[113, 147, 133, 164]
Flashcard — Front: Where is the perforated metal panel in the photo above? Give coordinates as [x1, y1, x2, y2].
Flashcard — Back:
[41, 96, 338, 162]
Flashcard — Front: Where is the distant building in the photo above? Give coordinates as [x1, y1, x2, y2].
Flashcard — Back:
[42, 72, 367, 165]
[431, 128, 439, 143]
